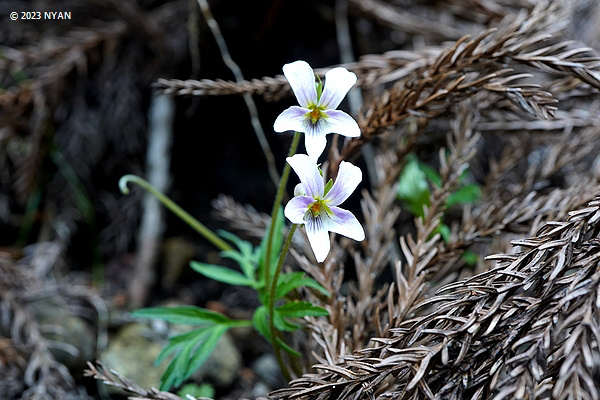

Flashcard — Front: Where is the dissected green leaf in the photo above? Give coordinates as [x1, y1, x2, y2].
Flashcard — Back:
[275, 271, 330, 300]
[155, 327, 209, 365]
[190, 261, 257, 288]
[219, 249, 256, 281]
[157, 325, 228, 390]
[132, 306, 229, 325]
[217, 230, 254, 255]
[184, 325, 228, 378]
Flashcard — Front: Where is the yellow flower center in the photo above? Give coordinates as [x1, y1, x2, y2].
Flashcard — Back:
[307, 198, 332, 218]
[307, 105, 326, 124]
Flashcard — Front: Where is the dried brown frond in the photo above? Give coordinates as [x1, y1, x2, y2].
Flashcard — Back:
[271, 193, 600, 400]
[211, 194, 272, 241]
[0, 253, 92, 400]
[154, 49, 442, 100]
[348, 0, 474, 41]
[84, 362, 192, 400]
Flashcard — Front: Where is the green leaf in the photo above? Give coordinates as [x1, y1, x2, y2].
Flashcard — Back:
[432, 223, 451, 243]
[275, 272, 329, 300]
[258, 206, 284, 286]
[218, 230, 253, 255]
[446, 184, 481, 207]
[463, 250, 478, 266]
[184, 324, 227, 378]
[397, 155, 430, 218]
[190, 261, 257, 288]
[156, 328, 209, 365]
[177, 383, 215, 399]
[274, 308, 300, 332]
[158, 329, 204, 389]
[323, 179, 334, 195]
[132, 306, 229, 325]
[219, 249, 256, 281]
[252, 305, 271, 341]
[157, 325, 227, 390]
[276, 301, 329, 318]
[419, 163, 442, 188]
[276, 336, 302, 357]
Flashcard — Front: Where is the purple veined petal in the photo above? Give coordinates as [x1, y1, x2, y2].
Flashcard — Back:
[323, 110, 361, 138]
[286, 154, 324, 197]
[283, 61, 318, 108]
[327, 206, 365, 241]
[284, 195, 313, 224]
[274, 106, 309, 133]
[303, 125, 329, 161]
[305, 216, 331, 262]
[318, 67, 357, 110]
[325, 160, 362, 206]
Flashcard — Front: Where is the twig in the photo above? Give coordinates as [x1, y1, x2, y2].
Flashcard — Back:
[196, 0, 280, 188]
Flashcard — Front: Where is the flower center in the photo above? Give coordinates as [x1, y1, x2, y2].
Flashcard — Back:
[307, 198, 331, 218]
[307, 105, 325, 124]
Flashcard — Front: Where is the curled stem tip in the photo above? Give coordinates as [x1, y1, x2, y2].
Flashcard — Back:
[117, 174, 232, 252]
[118, 174, 138, 195]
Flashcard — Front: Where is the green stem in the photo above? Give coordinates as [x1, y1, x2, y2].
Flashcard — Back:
[268, 223, 298, 381]
[119, 174, 232, 252]
[264, 132, 301, 288]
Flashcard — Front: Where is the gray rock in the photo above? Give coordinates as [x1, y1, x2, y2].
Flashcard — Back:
[101, 320, 242, 391]
[250, 381, 270, 398]
[193, 331, 241, 387]
[29, 298, 95, 371]
[100, 323, 166, 390]
[251, 354, 284, 388]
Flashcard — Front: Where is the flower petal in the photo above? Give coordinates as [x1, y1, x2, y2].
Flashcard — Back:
[325, 160, 362, 205]
[304, 128, 328, 161]
[327, 207, 365, 241]
[286, 154, 324, 197]
[283, 61, 318, 108]
[274, 106, 309, 133]
[323, 110, 361, 138]
[305, 216, 331, 262]
[318, 67, 357, 109]
[284, 196, 313, 224]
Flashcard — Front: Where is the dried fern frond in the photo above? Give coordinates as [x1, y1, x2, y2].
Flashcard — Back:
[271, 194, 600, 400]
[348, 0, 474, 41]
[211, 194, 272, 241]
[84, 362, 192, 400]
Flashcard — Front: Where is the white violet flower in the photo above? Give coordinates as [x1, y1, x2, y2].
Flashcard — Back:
[274, 60, 360, 161]
[284, 154, 365, 262]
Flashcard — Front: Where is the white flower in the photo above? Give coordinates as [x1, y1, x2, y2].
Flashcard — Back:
[284, 154, 365, 262]
[274, 60, 360, 161]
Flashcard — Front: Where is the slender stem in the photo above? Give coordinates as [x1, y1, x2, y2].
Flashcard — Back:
[119, 174, 232, 252]
[264, 132, 301, 288]
[197, 0, 280, 188]
[268, 223, 298, 381]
